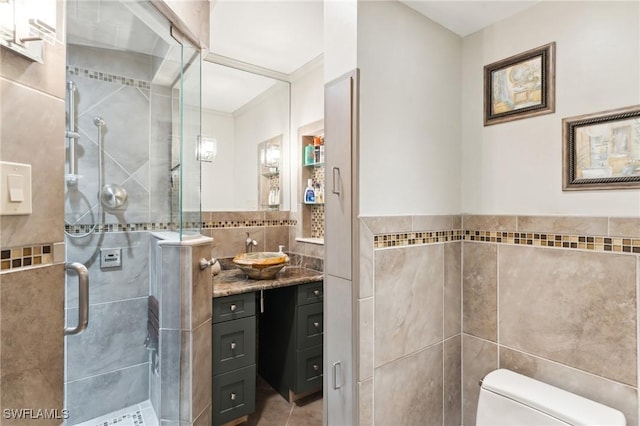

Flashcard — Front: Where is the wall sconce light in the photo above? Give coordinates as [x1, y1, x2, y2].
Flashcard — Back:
[0, 0, 57, 63]
[197, 136, 217, 163]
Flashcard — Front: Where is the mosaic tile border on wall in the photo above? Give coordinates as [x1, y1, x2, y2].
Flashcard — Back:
[0, 244, 53, 271]
[67, 66, 151, 89]
[373, 227, 640, 255]
[201, 219, 297, 228]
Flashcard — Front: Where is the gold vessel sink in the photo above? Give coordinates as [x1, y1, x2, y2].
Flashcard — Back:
[232, 252, 290, 279]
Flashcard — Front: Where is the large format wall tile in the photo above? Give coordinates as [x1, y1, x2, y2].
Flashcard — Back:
[444, 242, 461, 338]
[374, 344, 443, 426]
[65, 232, 149, 307]
[462, 242, 497, 341]
[191, 320, 212, 422]
[359, 220, 374, 299]
[1, 80, 65, 248]
[65, 297, 149, 381]
[0, 37, 66, 99]
[462, 215, 516, 231]
[374, 244, 444, 366]
[444, 335, 461, 426]
[499, 245, 637, 385]
[462, 334, 497, 426]
[517, 215, 608, 235]
[65, 363, 149, 424]
[412, 214, 458, 231]
[358, 297, 374, 381]
[610, 217, 640, 238]
[191, 243, 213, 329]
[361, 216, 412, 234]
[500, 347, 638, 425]
[358, 378, 373, 426]
[1, 265, 64, 425]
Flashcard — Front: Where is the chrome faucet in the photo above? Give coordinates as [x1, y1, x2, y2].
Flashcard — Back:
[245, 232, 258, 253]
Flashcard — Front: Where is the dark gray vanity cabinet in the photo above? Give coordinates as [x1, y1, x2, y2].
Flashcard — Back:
[258, 281, 324, 402]
[212, 292, 256, 425]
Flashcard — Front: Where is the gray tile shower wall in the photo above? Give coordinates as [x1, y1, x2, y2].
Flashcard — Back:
[65, 44, 173, 226]
[65, 363, 149, 425]
[63, 232, 151, 422]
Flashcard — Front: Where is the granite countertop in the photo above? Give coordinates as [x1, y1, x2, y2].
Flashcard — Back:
[212, 266, 324, 298]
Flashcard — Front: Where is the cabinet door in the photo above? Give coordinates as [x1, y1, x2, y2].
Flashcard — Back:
[324, 71, 357, 281]
[324, 274, 354, 426]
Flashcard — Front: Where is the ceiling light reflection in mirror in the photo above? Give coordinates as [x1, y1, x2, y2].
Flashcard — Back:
[201, 60, 290, 212]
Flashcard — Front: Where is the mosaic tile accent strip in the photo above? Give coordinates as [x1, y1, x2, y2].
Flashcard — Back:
[65, 222, 175, 234]
[465, 230, 639, 253]
[374, 230, 464, 249]
[202, 219, 297, 229]
[373, 227, 640, 255]
[0, 244, 53, 271]
[67, 66, 151, 90]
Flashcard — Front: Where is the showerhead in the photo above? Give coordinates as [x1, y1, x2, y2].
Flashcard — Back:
[93, 116, 105, 127]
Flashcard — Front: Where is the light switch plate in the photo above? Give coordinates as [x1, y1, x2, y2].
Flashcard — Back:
[0, 161, 32, 215]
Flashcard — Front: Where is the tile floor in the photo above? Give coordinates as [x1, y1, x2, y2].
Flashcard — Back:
[246, 376, 323, 426]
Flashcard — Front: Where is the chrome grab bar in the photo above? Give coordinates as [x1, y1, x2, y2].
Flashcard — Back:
[64, 262, 89, 336]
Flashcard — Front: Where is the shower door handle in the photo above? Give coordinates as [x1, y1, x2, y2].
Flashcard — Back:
[64, 262, 89, 336]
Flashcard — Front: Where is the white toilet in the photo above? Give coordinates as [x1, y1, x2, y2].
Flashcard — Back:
[476, 369, 626, 426]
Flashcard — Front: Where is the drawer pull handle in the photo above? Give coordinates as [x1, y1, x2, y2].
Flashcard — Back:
[229, 304, 237, 312]
[313, 321, 320, 328]
[230, 392, 237, 401]
[313, 289, 320, 296]
[313, 364, 320, 371]
[230, 342, 236, 351]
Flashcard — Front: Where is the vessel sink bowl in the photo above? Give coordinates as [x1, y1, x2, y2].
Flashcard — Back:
[232, 252, 290, 280]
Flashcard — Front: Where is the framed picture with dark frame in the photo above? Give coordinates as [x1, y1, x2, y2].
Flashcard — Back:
[563, 105, 640, 190]
[484, 42, 556, 126]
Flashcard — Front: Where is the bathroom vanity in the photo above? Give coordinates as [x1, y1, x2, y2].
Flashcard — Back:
[211, 266, 324, 426]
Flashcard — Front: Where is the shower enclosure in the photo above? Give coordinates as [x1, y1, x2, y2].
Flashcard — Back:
[63, 1, 202, 424]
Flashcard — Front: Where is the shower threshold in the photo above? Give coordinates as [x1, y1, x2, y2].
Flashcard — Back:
[72, 400, 158, 426]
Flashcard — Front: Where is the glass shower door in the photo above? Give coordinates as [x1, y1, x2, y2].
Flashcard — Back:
[63, 1, 201, 424]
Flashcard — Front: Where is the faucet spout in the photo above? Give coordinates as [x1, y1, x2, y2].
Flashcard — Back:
[245, 232, 258, 253]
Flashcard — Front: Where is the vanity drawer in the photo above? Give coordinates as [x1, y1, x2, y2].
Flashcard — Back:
[213, 292, 255, 323]
[296, 302, 323, 350]
[295, 345, 323, 395]
[213, 364, 256, 426]
[296, 281, 323, 306]
[213, 316, 256, 375]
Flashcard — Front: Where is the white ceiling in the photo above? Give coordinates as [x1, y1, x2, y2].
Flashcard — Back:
[401, 1, 540, 37]
[206, 0, 540, 113]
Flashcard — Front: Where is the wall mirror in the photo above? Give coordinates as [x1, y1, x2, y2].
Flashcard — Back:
[200, 58, 291, 211]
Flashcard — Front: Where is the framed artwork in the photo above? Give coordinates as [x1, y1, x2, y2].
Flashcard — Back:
[484, 42, 556, 126]
[563, 105, 640, 190]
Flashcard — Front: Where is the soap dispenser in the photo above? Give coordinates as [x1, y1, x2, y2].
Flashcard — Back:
[304, 179, 316, 204]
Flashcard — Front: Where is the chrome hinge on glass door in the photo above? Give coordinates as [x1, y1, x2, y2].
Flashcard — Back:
[64, 262, 89, 336]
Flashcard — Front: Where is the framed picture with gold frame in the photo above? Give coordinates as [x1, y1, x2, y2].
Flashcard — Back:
[484, 42, 556, 126]
[563, 105, 640, 190]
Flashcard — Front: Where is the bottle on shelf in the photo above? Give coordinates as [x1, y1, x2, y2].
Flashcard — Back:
[305, 144, 315, 166]
[304, 179, 316, 204]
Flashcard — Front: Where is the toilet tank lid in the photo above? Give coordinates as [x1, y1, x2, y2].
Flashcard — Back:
[481, 369, 626, 426]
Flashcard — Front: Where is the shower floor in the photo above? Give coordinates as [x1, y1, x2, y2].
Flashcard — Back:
[73, 400, 158, 426]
